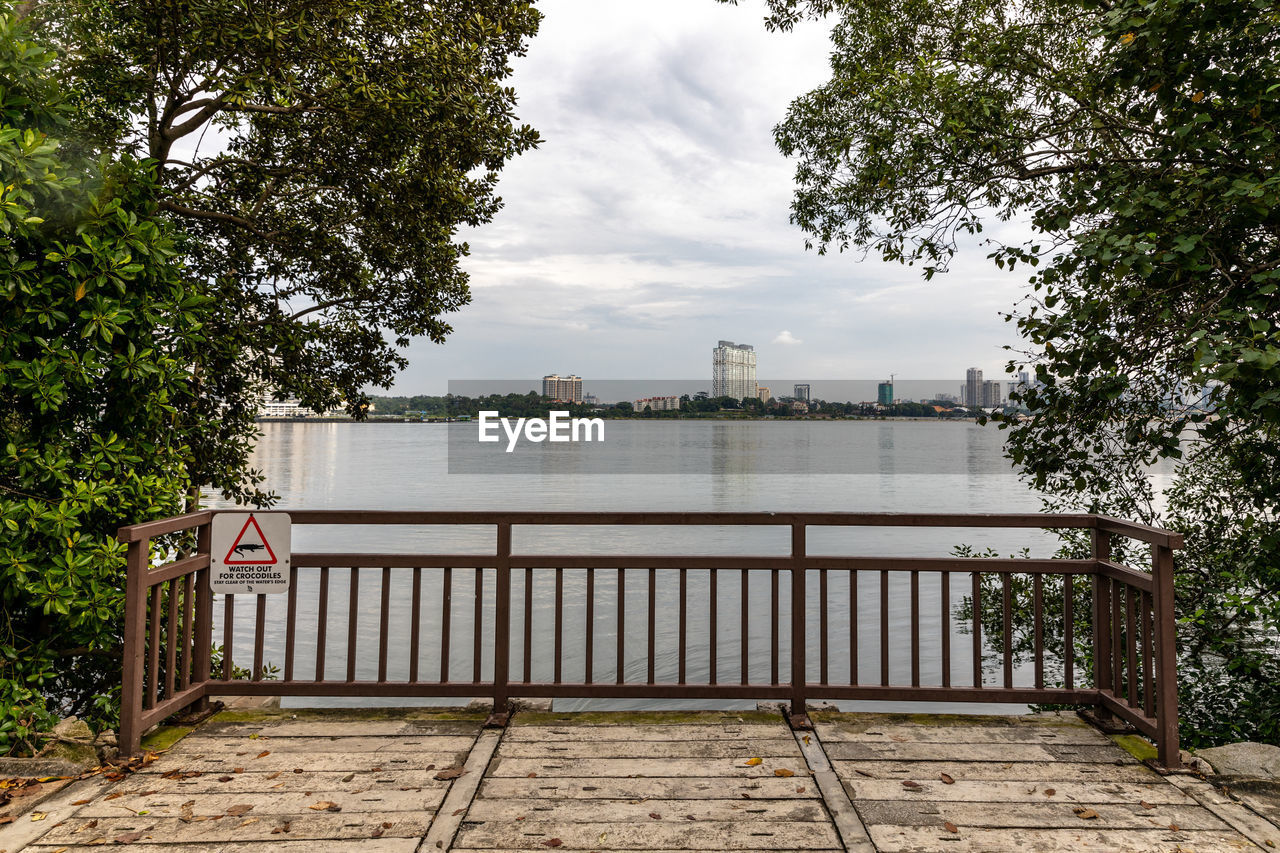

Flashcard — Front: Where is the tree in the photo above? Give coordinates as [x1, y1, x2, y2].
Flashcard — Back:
[37, 0, 543, 504]
[0, 12, 209, 751]
[729, 0, 1280, 744]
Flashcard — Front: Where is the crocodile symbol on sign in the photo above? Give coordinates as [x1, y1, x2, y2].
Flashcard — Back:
[234, 543, 267, 559]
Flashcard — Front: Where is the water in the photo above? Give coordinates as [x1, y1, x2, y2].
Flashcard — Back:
[210, 420, 1083, 714]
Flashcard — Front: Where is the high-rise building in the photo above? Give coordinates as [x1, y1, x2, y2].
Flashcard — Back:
[634, 395, 680, 412]
[541, 374, 583, 403]
[877, 381, 893, 406]
[757, 386, 772, 402]
[965, 368, 983, 408]
[712, 341, 757, 401]
[982, 380, 1003, 408]
[793, 384, 811, 402]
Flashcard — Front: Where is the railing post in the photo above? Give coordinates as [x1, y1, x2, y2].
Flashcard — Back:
[119, 536, 149, 758]
[192, 521, 213, 712]
[789, 523, 810, 728]
[1091, 528, 1113, 721]
[1152, 543, 1181, 768]
[488, 522, 512, 727]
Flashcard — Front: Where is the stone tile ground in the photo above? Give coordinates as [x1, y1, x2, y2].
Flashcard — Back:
[1, 708, 1277, 852]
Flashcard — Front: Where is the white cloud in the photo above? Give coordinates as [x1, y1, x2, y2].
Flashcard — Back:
[390, 0, 1031, 391]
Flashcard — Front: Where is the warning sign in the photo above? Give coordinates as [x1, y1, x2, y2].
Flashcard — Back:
[210, 512, 291, 594]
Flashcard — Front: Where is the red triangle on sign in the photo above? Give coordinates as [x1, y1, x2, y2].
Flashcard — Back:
[223, 514, 278, 565]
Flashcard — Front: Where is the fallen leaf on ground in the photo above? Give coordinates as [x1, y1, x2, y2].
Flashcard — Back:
[1169, 823, 1180, 831]
[31, 812, 46, 821]
[266, 772, 281, 780]
[256, 751, 270, 759]
[435, 767, 465, 781]
[71, 799, 91, 805]
[114, 830, 145, 843]
[802, 735, 811, 745]
[1140, 801, 1156, 810]
[774, 769, 795, 778]
[902, 780, 921, 789]
[940, 773, 955, 784]
[796, 787, 806, 793]
[341, 773, 355, 782]
[104, 792, 124, 800]
[1073, 807, 1099, 820]
[238, 818, 259, 827]
[527, 772, 538, 778]
[1044, 788, 1056, 797]
[217, 776, 233, 782]
[542, 839, 563, 848]
[452, 808, 466, 816]
[743, 757, 762, 766]
[308, 801, 341, 812]
[225, 804, 254, 817]
[944, 821, 959, 833]
[649, 812, 661, 819]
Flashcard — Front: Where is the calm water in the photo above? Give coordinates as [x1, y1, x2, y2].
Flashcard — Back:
[209, 420, 1125, 714]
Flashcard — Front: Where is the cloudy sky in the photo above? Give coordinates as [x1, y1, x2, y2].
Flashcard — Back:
[393, 0, 1032, 393]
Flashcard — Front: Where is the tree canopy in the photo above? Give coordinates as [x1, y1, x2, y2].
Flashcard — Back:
[37, 0, 543, 503]
[731, 0, 1280, 744]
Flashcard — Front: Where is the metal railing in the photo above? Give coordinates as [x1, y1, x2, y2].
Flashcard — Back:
[116, 511, 1182, 765]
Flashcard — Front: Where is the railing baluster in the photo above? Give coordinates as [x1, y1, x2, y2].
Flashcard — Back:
[222, 593, 234, 681]
[165, 577, 180, 700]
[409, 567, 421, 682]
[523, 567, 533, 684]
[971, 572, 982, 688]
[679, 569, 688, 685]
[1063, 574, 1074, 690]
[1126, 585, 1138, 708]
[790, 525, 806, 716]
[493, 523, 511, 712]
[148, 584, 162, 706]
[555, 567, 565, 685]
[880, 570, 890, 686]
[850, 570, 859, 686]
[1111, 578, 1123, 697]
[647, 568, 656, 685]
[940, 572, 950, 688]
[1033, 574, 1044, 690]
[820, 569, 829, 686]
[440, 567, 451, 683]
[586, 568, 595, 683]
[377, 567, 391, 682]
[740, 569, 749, 686]
[315, 567, 329, 681]
[252, 593, 266, 681]
[347, 568, 360, 682]
[616, 568, 625, 684]
[284, 567, 298, 682]
[1142, 590, 1154, 718]
[473, 567, 483, 684]
[910, 570, 920, 688]
[181, 572, 195, 691]
[1002, 574, 1013, 689]
[770, 568, 779, 686]
[119, 537, 148, 756]
[192, 524, 212, 713]
[1092, 529, 1113, 704]
[709, 569, 718, 685]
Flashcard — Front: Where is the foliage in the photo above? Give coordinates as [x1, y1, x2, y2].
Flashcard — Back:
[35, 0, 543, 504]
[727, 0, 1280, 744]
[0, 12, 209, 753]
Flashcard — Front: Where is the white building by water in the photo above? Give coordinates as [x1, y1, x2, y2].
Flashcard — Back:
[712, 341, 758, 401]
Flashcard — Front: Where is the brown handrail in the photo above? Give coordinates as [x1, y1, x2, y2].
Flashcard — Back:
[117, 510, 1182, 768]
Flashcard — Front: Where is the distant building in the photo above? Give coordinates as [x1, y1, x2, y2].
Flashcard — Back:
[258, 391, 344, 418]
[965, 368, 983, 408]
[793, 384, 811, 402]
[583, 393, 599, 406]
[982, 380, 1003, 408]
[712, 341, 757, 401]
[791, 401, 809, 414]
[635, 395, 680, 412]
[877, 381, 893, 406]
[542, 374, 583, 403]
[757, 386, 772, 402]
[934, 392, 958, 404]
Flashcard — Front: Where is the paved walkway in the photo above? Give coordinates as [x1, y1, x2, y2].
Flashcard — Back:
[3, 708, 1278, 852]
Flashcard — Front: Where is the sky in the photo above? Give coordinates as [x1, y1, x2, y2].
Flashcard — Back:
[391, 0, 1035, 394]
